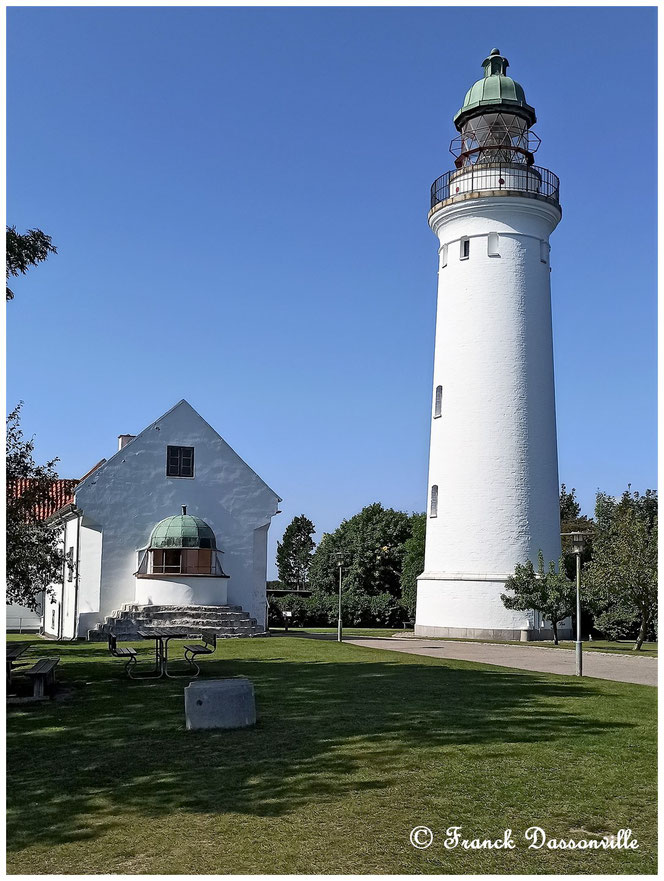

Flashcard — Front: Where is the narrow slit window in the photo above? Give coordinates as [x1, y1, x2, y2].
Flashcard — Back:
[488, 232, 500, 256]
[540, 240, 549, 264]
[434, 385, 443, 418]
[440, 244, 448, 268]
[430, 485, 438, 518]
[460, 237, 470, 259]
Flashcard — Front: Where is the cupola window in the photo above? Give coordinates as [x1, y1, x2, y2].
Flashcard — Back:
[135, 506, 229, 578]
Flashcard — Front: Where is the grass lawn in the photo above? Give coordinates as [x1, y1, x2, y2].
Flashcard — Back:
[6, 633, 657, 874]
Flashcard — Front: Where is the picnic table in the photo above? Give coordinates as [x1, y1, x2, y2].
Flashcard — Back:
[137, 628, 191, 679]
[7, 642, 30, 688]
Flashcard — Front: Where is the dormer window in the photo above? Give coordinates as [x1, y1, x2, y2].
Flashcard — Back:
[167, 445, 194, 478]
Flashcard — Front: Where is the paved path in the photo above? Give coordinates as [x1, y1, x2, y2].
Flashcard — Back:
[338, 637, 657, 686]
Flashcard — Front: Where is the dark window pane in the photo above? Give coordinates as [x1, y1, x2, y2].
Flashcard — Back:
[166, 446, 194, 477]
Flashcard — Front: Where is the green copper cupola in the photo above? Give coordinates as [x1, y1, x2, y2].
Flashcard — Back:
[450, 48, 539, 169]
[454, 48, 536, 130]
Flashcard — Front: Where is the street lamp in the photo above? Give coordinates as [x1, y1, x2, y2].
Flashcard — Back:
[562, 531, 590, 677]
[333, 552, 344, 642]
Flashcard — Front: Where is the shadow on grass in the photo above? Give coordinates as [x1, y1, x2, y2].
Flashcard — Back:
[6, 638, 635, 854]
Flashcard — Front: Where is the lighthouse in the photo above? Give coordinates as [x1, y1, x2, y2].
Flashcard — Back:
[415, 49, 567, 641]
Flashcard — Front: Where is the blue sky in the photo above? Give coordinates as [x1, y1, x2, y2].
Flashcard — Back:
[7, 7, 657, 575]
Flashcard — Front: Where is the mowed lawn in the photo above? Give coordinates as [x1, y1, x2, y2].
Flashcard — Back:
[6, 633, 657, 874]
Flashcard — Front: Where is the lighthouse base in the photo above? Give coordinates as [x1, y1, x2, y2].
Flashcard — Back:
[415, 574, 572, 642]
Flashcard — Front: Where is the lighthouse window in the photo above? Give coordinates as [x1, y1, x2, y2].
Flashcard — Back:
[430, 485, 438, 518]
[488, 232, 500, 257]
[540, 241, 549, 264]
[434, 385, 443, 418]
[460, 237, 470, 259]
[440, 244, 448, 268]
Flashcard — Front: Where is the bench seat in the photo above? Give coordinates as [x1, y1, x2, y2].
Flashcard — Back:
[24, 658, 60, 699]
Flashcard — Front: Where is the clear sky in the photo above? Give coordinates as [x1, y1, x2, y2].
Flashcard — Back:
[7, 7, 657, 576]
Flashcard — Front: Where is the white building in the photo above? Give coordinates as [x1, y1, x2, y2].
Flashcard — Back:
[416, 49, 570, 640]
[41, 400, 281, 639]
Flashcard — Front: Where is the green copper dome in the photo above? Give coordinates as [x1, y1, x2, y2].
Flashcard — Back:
[148, 506, 217, 550]
[454, 49, 536, 130]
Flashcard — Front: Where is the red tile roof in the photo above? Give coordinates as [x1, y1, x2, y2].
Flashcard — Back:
[7, 478, 79, 521]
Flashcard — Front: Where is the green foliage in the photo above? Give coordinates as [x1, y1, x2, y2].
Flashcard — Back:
[276, 515, 315, 590]
[399, 512, 425, 617]
[6, 225, 57, 300]
[560, 484, 594, 580]
[585, 488, 657, 649]
[501, 550, 576, 644]
[6, 404, 65, 610]
[559, 484, 581, 521]
[308, 502, 413, 599]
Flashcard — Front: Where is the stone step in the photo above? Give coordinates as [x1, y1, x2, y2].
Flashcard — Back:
[89, 603, 264, 642]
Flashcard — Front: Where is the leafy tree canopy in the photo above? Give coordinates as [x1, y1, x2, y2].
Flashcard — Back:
[399, 512, 426, 617]
[585, 488, 657, 650]
[6, 403, 65, 610]
[560, 484, 581, 521]
[560, 484, 594, 580]
[6, 225, 57, 300]
[276, 515, 316, 591]
[308, 503, 413, 600]
[501, 551, 575, 644]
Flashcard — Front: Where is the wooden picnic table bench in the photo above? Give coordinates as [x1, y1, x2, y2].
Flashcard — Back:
[183, 632, 217, 677]
[23, 658, 60, 699]
[137, 628, 191, 679]
[6, 642, 31, 688]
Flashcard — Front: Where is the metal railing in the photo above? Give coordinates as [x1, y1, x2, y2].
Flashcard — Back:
[430, 163, 559, 210]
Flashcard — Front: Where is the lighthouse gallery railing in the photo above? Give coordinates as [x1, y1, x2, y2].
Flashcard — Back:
[430, 164, 560, 210]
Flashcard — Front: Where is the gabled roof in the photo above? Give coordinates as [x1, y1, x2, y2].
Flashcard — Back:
[74, 399, 282, 501]
[8, 478, 79, 521]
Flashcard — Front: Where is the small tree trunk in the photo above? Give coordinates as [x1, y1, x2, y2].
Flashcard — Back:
[634, 614, 648, 651]
[552, 620, 559, 646]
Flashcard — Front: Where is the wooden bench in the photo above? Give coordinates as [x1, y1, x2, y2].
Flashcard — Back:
[184, 632, 217, 677]
[24, 658, 60, 699]
[108, 633, 138, 677]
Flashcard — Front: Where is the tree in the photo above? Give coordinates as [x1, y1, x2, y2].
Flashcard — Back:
[560, 484, 581, 521]
[6, 225, 57, 300]
[501, 551, 576, 644]
[276, 515, 315, 591]
[585, 489, 657, 650]
[400, 513, 426, 617]
[6, 404, 66, 610]
[308, 503, 413, 601]
[560, 484, 594, 580]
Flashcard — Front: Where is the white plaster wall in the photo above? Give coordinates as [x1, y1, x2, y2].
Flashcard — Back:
[60, 516, 79, 639]
[417, 195, 561, 633]
[73, 401, 279, 636]
[417, 578, 534, 631]
[135, 576, 228, 606]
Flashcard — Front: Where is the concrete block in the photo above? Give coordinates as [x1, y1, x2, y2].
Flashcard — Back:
[185, 678, 256, 730]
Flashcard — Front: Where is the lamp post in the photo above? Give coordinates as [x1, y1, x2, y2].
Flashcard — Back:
[562, 532, 589, 677]
[334, 552, 343, 642]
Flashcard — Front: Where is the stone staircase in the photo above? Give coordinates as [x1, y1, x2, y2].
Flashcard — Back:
[87, 603, 267, 642]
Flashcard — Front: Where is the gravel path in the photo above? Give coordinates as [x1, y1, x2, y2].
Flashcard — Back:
[340, 636, 658, 686]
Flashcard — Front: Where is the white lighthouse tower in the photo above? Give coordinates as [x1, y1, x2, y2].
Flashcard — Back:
[416, 49, 567, 641]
